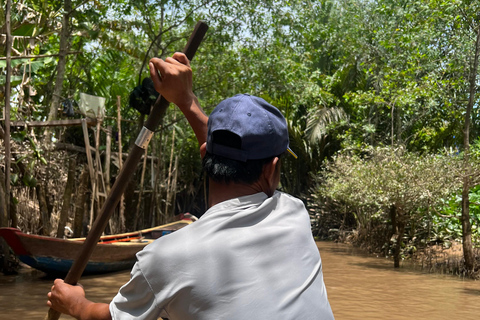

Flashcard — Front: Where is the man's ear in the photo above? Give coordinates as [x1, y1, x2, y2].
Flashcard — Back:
[200, 142, 207, 159]
[264, 157, 280, 184]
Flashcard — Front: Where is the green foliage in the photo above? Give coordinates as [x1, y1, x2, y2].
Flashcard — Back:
[318, 145, 464, 255]
[3, 0, 480, 234]
[433, 186, 480, 244]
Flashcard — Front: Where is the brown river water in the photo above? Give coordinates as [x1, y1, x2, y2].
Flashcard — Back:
[0, 241, 479, 319]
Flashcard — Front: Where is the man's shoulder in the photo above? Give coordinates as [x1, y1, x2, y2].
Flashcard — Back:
[274, 191, 306, 208]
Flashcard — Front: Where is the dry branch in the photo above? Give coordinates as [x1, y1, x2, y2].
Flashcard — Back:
[0, 51, 82, 60]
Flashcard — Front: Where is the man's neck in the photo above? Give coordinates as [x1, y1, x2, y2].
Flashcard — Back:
[208, 179, 264, 207]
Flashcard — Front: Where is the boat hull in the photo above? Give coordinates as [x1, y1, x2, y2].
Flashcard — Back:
[0, 220, 191, 275]
[17, 254, 137, 275]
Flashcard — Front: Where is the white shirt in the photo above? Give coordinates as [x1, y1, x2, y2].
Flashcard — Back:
[110, 191, 334, 319]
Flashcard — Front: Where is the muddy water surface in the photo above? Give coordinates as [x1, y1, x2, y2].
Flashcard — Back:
[1, 242, 479, 319]
[320, 242, 480, 320]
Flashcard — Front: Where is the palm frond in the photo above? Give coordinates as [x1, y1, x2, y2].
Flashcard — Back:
[306, 106, 348, 144]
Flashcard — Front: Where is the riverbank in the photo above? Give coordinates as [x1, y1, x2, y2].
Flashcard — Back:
[410, 241, 480, 279]
[328, 229, 480, 279]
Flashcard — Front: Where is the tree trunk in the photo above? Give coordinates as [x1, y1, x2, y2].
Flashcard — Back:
[0, 133, 25, 230]
[388, 204, 396, 256]
[73, 165, 89, 237]
[46, 0, 72, 139]
[392, 205, 405, 268]
[394, 219, 405, 268]
[139, 5, 165, 84]
[36, 184, 51, 236]
[396, 105, 401, 144]
[0, 0, 13, 269]
[461, 22, 480, 274]
[57, 157, 76, 238]
[390, 104, 394, 146]
[152, 6, 165, 57]
[4, 0, 12, 226]
[9, 193, 17, 229]
[0, 169, 7, 228]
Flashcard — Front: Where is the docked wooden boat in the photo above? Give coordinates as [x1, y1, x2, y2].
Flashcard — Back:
[0, 219, 192, 275]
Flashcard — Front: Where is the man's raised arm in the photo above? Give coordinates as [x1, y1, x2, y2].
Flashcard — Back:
[149, 52, 208, 146]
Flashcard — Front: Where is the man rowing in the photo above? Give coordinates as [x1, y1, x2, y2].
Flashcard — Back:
[47, 52, 334, 320]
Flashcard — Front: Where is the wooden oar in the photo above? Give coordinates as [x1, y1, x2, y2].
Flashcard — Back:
[45, 21, 209, 320]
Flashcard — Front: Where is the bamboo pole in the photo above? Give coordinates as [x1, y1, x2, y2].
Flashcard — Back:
[165, 111, 177, 217]
[171, 155, 179, 215]
[94, 117, 104, 204]
[149, 136, 155, 227]
[81, 119, 96, 229]
[81, 120, 96, 195]
[134, 147, 149, 229]
[105, 126, 112, 195]
[151, 128, 163, 227]
[116, 96, 125, 231]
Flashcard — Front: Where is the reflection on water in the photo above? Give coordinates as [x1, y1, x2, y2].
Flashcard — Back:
[1, 242, 479, 319]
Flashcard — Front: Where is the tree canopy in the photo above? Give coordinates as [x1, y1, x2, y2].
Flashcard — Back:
[1, 0, 480, 274]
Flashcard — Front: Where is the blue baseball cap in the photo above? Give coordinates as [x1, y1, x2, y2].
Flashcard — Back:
[206, 94, 297, 162]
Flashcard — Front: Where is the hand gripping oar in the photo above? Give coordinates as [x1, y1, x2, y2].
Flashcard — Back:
[45, 21, 209, 320]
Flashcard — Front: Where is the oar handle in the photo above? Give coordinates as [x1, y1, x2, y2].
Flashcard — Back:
[45, 21, 208, 320]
